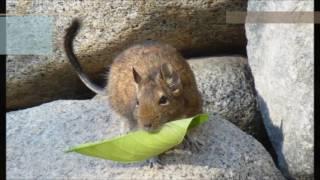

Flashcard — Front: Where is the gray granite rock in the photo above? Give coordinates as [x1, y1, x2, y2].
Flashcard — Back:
[7, 98, 284, 179]
[189, 56, 258, 135]
[246, 0, 314, 179]
[6, 0, 247, 109]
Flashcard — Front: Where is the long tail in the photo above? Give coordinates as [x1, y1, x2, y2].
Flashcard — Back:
[64, 19, 105, 95]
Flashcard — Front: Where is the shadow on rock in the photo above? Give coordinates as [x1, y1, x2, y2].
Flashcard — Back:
[257, 94, 292, 180]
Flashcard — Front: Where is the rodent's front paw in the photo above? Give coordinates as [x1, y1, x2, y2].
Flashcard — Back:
[183, 135, 204, 153]
[147, 157, 163, 169]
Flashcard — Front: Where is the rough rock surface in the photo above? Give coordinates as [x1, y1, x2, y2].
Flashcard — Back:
[189, 56, 258, 135]
[7, 98, 284, 179]
[6, 0, 247, 109]
[246, 0, 314, 179]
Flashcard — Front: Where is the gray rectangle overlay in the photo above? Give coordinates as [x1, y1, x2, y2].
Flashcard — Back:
[226, 11, 320, 24]
[3, 16, 53, 55]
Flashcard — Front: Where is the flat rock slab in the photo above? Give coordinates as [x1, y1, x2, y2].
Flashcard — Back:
[7, 98, 284, 179]
[7, 0, 247, 109]
[246, 0, 314, 178]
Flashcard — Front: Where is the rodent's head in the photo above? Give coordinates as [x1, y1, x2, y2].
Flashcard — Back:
[132, 63, 185, 131]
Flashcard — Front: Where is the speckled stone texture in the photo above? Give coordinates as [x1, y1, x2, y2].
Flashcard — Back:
[7, 98, 284, 179]
[6, 0, 247, 109]
[246, 0, 314, 179]
[189, 56, 258, 136]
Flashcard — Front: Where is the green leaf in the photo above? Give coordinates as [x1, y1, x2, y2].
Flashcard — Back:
[66, 113, 209, 163]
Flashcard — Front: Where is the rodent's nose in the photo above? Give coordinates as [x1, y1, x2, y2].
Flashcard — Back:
[144, 123, 152, 128]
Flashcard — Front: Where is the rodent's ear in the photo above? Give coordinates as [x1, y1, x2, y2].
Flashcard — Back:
[132, 67, 142, 84]
[160, 63, 182, 95]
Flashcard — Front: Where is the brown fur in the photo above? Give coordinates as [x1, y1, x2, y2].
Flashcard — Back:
[64, 19, 202, 132]
[107, 41, 203, 131]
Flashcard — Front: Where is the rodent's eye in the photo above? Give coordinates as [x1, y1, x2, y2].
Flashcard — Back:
[136, 99, 139, 106]
[159, 96, 169, 105]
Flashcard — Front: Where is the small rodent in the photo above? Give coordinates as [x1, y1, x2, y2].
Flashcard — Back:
[64, 19, 203, 166]
[64, 18, 203, 131]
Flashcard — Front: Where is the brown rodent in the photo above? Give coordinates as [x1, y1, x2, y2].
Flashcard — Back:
[64, 19, 203, 132]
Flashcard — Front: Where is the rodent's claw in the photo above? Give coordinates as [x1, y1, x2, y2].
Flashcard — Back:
[184, 135, 204, 153]
[147, 157, 163, 169]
